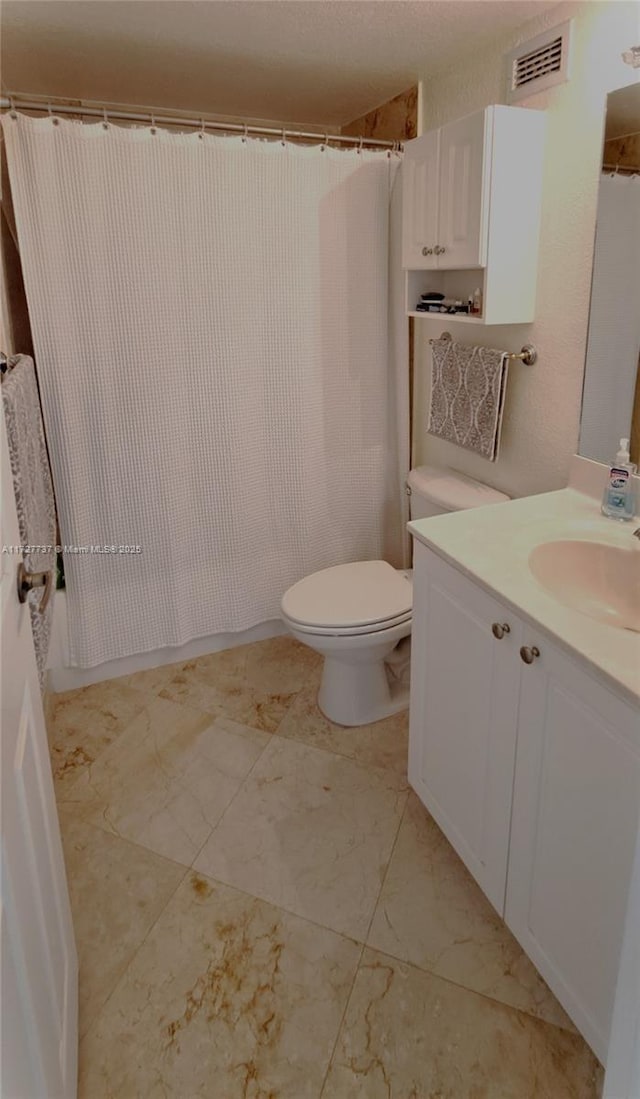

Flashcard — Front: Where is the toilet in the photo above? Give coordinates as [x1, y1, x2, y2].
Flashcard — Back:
[281, 466, 510, 727]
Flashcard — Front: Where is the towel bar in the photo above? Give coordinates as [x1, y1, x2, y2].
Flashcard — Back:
[433, 332, 537, 366]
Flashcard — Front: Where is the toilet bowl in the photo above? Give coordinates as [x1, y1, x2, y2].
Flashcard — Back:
[282, 560, 413, 727]
[281, 466, 510, 727]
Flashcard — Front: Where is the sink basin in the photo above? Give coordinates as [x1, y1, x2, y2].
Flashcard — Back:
[529, 539, 640, 633]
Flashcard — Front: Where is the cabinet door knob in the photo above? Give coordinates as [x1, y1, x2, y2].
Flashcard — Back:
[434, 245, 446, 255]
[422, 246, 433, 256]
[491, 622, 510, 640]
[520, 645, 540, 664]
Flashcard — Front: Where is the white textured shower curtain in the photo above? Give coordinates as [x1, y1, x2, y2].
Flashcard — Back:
[3, 114, 408, 666]
[580, 173, 640, 465]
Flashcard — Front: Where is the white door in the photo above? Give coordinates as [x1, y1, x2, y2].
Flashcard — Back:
[506, 630, 640, 1065]
[408, 544, 522, 914]
[1, 407, 78, 1098]
[437, 108, 489, 269]
[401, 129, 440, 269]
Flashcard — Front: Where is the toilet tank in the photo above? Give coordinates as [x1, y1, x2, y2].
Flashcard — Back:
[407, 465, 510, 519]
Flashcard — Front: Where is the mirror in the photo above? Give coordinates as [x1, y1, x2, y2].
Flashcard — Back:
[579, 83, 640, 467]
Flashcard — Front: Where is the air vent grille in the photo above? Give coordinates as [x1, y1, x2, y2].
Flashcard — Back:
[513, 37, 563, 88]
[506, 21, 572, 103]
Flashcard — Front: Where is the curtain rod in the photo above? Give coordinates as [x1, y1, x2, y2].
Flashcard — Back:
[0, 94, 401, 150]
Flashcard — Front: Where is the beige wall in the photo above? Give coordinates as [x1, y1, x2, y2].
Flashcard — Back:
[413, 1, 640, 498]
[1, 147, 28, 356]
[342, 86, 418, 142]
[603, 132, 640, 171]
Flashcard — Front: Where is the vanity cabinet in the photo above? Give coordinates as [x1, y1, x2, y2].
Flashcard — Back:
[402, 105, 546, 324]
[409, 540, 640, 1062]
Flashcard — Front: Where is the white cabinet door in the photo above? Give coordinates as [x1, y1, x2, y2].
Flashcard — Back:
[0, 408, 78, 1097]
[401, 129, 440, 269]
[408, 544, 522, 914]
[506, 630, 640, 1064]
[437, 109, 489, 269]
[604, 817, 640, 1099]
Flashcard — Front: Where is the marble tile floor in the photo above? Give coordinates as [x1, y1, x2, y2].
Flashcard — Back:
[49, 635, 603, 1098]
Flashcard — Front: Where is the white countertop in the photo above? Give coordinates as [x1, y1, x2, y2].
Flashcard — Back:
[409, 487, 640, 706]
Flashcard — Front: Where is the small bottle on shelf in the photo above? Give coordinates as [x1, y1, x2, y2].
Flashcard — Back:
[471, 287, 483, 316]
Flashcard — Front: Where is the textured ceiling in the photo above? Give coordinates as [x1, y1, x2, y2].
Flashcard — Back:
[1, 0, 560, 126]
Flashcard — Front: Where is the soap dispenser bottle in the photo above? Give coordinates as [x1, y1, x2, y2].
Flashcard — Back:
[601, 438, 637, 520]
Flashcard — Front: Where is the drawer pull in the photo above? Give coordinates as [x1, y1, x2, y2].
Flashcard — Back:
[491, 622, 510, 640]
[422, 246, 433, 256]
[520, 645, 540, 664]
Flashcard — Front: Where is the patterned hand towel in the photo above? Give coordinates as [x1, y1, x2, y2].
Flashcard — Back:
[428, 338, 509, 461]
[2, 354, 57, 688]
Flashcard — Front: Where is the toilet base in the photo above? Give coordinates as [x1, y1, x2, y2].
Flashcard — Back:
[317, 654, 410, 727]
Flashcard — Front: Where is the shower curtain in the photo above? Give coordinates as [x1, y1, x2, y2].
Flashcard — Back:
[580, 172, 640, 464]
[3, 113, 408, 667]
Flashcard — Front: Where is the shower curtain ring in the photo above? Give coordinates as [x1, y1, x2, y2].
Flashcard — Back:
[150, 112, 157, 135]
[9, 96, 17, 119]
[242, 123, 248, 143]
[358, 135, 364, 154]
[199, 118, 205, 140]
[102, 107, 109, 130]
[281, 127, 286, 146]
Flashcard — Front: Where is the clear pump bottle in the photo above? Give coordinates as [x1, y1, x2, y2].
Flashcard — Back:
[601, 438, 637, 521]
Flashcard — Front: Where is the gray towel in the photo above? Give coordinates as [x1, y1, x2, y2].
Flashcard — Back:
[428, 338, 509, 462]
[2, 355, 57, 688]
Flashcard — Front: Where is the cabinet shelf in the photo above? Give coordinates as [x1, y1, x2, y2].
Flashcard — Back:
[408, 311, 490, 323]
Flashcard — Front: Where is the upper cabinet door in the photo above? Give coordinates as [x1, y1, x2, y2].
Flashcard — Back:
[401, 128, 440, 269]
[437, 109, 490, 269]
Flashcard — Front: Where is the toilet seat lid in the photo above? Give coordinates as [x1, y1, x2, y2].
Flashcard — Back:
[282, 561, 412, 630]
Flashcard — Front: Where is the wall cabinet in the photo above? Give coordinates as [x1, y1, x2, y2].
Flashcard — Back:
[409, 540, 640, 1063]
[402, 105, 546, 324]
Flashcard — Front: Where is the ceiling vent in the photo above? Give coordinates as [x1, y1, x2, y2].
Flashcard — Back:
[506, 20, 573, 103]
